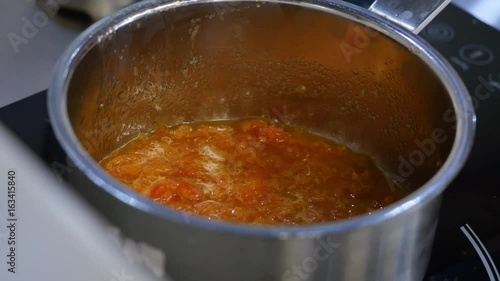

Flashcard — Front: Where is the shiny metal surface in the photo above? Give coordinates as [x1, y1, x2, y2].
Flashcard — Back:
[369, 0, 451, 33]
[2, 1, 497, 109]
[48, 0, 475, 280]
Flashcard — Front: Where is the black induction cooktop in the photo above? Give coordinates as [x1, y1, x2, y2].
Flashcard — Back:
[1, 3, 499, 281]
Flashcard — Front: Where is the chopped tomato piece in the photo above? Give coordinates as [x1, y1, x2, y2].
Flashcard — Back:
[150, 182, 176, 200]
[101, 118, 408, 226]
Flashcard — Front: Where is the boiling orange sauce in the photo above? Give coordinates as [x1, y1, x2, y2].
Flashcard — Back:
[100, 118, 406, 225]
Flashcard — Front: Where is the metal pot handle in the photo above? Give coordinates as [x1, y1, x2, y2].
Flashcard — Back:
[369, 0, 451, 34]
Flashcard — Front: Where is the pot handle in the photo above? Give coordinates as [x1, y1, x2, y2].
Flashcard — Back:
[368, 0, 451, 34]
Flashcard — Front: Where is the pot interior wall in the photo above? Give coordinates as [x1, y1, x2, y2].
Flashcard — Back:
[67, 1, 455, 189]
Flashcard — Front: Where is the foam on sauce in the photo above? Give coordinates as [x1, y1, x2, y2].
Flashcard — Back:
[100, 118, 408, 226]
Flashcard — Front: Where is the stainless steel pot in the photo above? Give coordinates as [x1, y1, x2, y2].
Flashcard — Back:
[48, 0, 475, 280]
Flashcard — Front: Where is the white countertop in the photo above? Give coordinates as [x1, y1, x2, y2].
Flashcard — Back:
[0, 124, 161, 281]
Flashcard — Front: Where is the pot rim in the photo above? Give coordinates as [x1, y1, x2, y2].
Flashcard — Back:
[48, 0, 475, 238]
